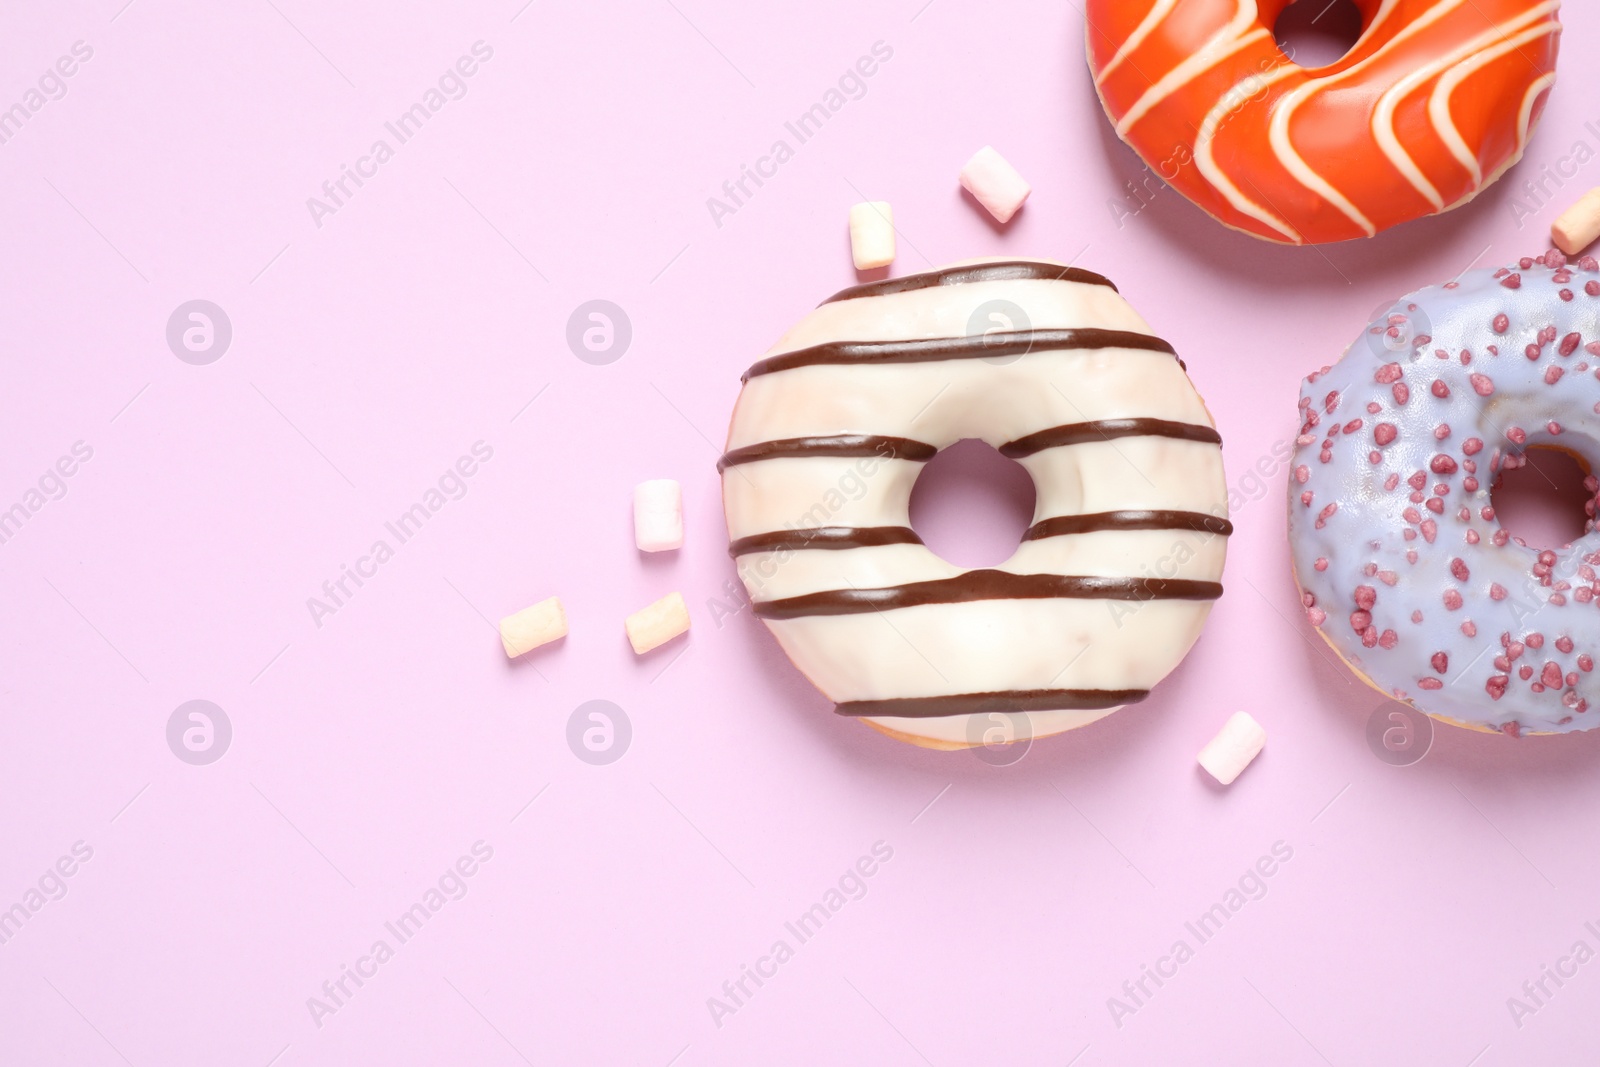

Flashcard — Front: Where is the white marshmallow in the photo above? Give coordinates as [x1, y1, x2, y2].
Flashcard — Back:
[633, 479, 683, 552]
[626, 591, 690, 655]
[849, 201, 896, 270]
[959, 146, 1031, 224]
[1552, 187, 1600, 256]
[1197, 712, 1267, 786]
[499, 596, 567, 658]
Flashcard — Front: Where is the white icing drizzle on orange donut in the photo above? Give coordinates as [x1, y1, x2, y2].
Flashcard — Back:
[1087, 0, 1562, 244]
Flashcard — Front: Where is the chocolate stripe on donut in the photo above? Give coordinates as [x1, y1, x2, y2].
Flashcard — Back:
[836, 687, 1150, 718]
[728, 526, 923, 557]
[1024, 510, 1233, 541]
[743, 329, 1175, 380]
[820, 261, 1118, 305]
[717, 434, 937, 472]
[752, 569, 1222, 619]
[1000, 418, 1221, 458]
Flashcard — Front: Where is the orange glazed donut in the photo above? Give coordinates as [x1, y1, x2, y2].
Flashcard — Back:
[1086, 0, 1562, 244]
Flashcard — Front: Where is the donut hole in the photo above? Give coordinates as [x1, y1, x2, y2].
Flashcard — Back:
[1273, 0, 1364, 68]
[908, 439, 1036, 568]
[1490, 448, 1593, 550]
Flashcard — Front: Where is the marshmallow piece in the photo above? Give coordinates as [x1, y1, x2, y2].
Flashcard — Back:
[849, 201, 896, 270]
[499, 596, 567, 658]
[959, 146, 1031, 224]
[1553, 187, 1600, 256]
[1197, 712, 1268, 786]
[633, 479, 683, 552]
[625, 591, 689, 655]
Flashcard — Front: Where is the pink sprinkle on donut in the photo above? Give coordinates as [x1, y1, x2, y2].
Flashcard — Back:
[1314, 557, 1329, 572]
[1444, 590, 1463, 610]
[1355, 586, 1377, 610]
[1543, 662, 1563, 688]
[1502, 275, 1522, 290]
[1374, 423, 1397, 446]
[1526, 343, 1543, 360]
[1380, 630, 1399, 649]
[1462, 621, 1477, 637]
[1421, 519, 1437, 543]
[1393, 383, 1410, 405]
[1418, 678, 1443, 690]
[1294, 465, 1310, 484]
[1470, 373, 1495, 396]
[1557, 636, 1575, 653]
[1507, 426, 1527, 445]
[1487, 676, 1508, 700]
[1431, 652, 1449, 674]
[1589, 281, 1600, 297]
[1562, 334, 1583, 356]
[1581, 655, 1594, 672]
[1493, 314, 1511, 334]
[1463, 438, 1484, 455]
[1350, 611, 1372, 632]
[1430, 379, 1449, 398]
[1375, 363, 1402, 384]
[1527, 633, 1545, 649]
[1450, 558, 1469, 581]
[1308, 607, 1326, 626]
[1430, 455, 1458, 474]
[1546, 366, 1565, 385]
[1490, 583, 1508, 600]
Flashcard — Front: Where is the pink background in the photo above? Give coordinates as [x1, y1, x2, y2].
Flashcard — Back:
[4, 1, 1600, 1063]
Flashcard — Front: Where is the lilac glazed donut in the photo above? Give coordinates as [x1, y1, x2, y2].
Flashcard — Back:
[1288, 250, 1600, 737]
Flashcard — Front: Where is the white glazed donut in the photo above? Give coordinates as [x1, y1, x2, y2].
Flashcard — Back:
[719, 258, 1231, 749]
